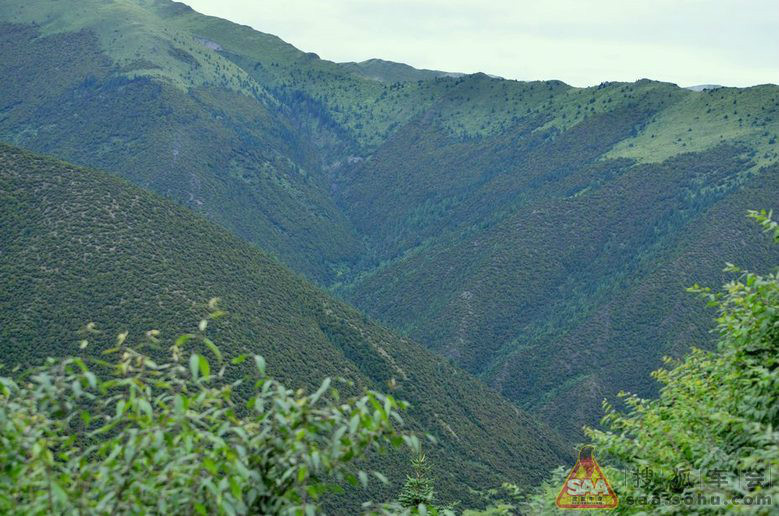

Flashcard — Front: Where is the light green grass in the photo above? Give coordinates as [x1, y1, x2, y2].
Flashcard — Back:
[607, 85, 779, 167]
[1, 0, 266, 95]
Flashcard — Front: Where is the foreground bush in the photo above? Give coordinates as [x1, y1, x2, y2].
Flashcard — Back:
[0, 303, 416, 515]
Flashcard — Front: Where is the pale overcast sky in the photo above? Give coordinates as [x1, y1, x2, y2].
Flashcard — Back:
[185, 0, 778, 88]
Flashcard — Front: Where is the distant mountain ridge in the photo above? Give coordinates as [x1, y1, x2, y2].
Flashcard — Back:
[340, 58, 465, 83]
[686, 84, 724, 91]
[1, 0, 778, 442]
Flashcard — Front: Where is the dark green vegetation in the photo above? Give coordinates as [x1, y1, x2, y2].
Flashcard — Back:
[0, 144, 570, 509]
[1, 0, 778, 445]
[464, 214, 779, 514]
[0, 14, 360, 284]
[341, 143, 779, 439]
[397, 454, 436, 511]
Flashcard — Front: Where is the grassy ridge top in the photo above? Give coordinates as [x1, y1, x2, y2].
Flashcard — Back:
[0, 143, 571, 508]
[3, 0, 777, 158]
[339, 58, 464, 83]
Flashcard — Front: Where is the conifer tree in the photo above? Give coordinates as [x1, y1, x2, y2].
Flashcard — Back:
[398, 453, 435, 508]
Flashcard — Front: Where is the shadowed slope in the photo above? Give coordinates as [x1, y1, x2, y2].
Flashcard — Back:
[0, 144, 571, 508]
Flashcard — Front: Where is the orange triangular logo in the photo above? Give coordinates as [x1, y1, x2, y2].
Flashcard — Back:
[556, 446, 618, 509]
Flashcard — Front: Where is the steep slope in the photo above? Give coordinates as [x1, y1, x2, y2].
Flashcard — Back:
[2, 1, 777, 283]
[338, 144, 779, 437]
[0, 144, 571, 507]
[322, 73, 779, 439]
[516, 168, 779, 438]
[3, 0, 779, 442]
[0, 0, 368, 283]
[333, 79, 677, 259]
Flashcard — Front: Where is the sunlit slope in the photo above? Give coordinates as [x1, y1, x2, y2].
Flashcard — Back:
[339, 58, 463, 83]
[608, 84, 779, 167]
[5, 0, 777, 156]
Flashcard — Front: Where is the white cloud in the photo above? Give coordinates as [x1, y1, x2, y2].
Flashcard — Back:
[184, 0, 779, 87]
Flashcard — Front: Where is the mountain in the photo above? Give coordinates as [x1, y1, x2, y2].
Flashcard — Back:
[339, 58, 464, 83]
[337, 146, 779, 437]
[0, 143, 571, 508]
[0, 0, 368, 284]
[329, 78, 779, 436]
[2, 0, 778, 440]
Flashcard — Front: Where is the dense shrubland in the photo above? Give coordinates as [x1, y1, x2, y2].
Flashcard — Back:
[2, 1, 779, 511]
[3, 207, 775, 514]
[0, 144, 569, 511]
[341, 148, 779, 439]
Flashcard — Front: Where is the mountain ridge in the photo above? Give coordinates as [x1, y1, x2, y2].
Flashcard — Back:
[339, 58, 466, 83]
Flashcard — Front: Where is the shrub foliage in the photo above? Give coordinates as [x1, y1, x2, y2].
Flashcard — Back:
[0, 304, 413, 515]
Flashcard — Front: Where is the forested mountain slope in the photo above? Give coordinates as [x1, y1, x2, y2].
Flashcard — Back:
[329, 90, 778, 437]
[340, 145, 779, 437]
[0, 0, 368, 283]
[0, 144, 571, 507]
[1, 0, 778, 440]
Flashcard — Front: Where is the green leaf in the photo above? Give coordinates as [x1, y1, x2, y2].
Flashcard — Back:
[203, 337, 222, 364]
[115, 399, 126, 417]
[311, 377, 331, 404]
[254, 355, 265, 376]
[229, 476, 241, 499]
[404, 434, 421, 453]
[51, 481, 67, 506]
[84, 371, 97, 388]
[174, 394, 186, 416]
[175, 333, 194, 348]
[199, 354, 210, 378]
[349, 414, 360, 434]
[137, 399, 152, 419]
[190, 353, 200, 380]
[231, 354, 248, 365]
[203, 456, 217, 474]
